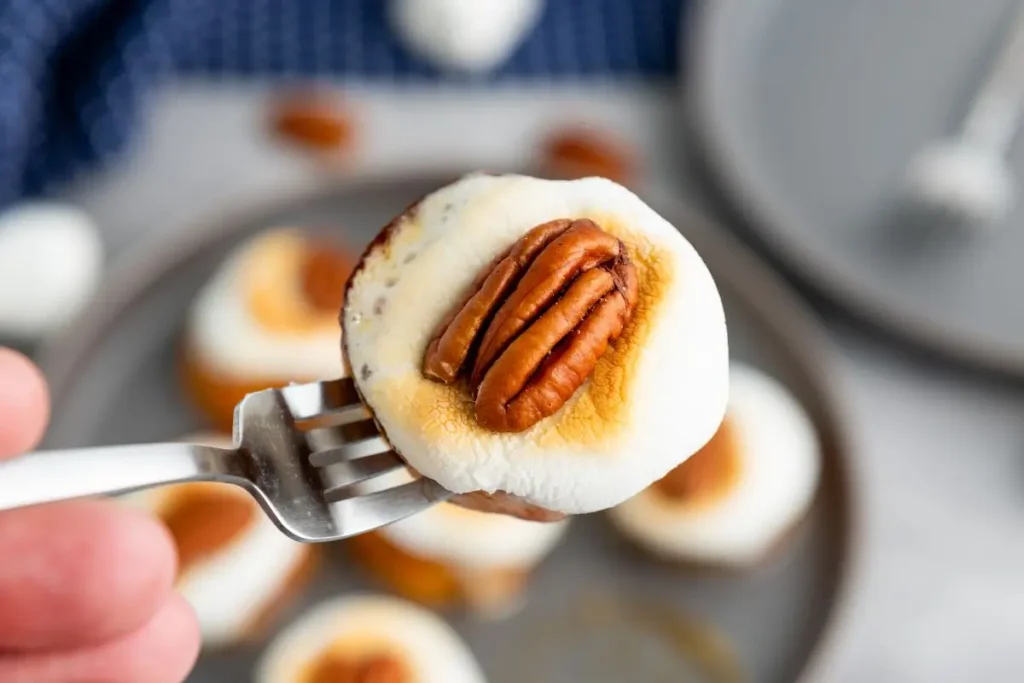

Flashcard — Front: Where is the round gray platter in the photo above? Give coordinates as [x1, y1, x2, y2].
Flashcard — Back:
[38, 172, 858, 683]
[690, 0, 1024, 377]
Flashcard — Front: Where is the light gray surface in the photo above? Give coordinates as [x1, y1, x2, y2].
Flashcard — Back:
[691, 0, 1024, 376]
[42, 174, 853, 683]
[825, 326, 1024, 683]
[56, 83, 1024, 681]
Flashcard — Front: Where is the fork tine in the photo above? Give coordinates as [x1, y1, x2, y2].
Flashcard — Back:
[309, 436, 391, 467]
[326, 478, 453, 537]
[317, 452, 407, 492]
[279, 378, 371, 425]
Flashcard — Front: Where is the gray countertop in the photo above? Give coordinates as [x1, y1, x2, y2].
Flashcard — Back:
[61, 82, 1024, 682]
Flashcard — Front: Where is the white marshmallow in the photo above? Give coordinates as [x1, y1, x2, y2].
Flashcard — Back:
[122, 433, 312, 647]
[186, 229, 346, 381]
[380, 500, 568, 570]
[389, 0, 544, 73]
[255, 594, 487, 683]
[0, 202, 103, 340]
[608, 362, 821, 566]
[343, 173, 729, 514]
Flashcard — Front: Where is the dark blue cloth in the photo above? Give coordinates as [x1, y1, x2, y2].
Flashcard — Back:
[0, 0, 685, 206]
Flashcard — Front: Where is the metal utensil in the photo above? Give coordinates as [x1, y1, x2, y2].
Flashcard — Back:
[900, 3, 1024, 235]
[0, 377, 452, 542]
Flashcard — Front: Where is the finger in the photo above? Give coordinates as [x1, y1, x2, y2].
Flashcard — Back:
[0, 592, 200, 683]
[0, 348, 49, 458]
[0, 500, 177, 651]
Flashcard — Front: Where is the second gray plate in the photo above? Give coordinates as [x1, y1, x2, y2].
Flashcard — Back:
[690, 0, 1024, 377]
[38, 172, 858, 683]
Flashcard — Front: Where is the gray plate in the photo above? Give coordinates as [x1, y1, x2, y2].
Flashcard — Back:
[37, 173, 859, 683]
[689, 0, 1024, 378]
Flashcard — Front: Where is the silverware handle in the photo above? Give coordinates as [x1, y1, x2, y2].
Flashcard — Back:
[964, 3, 1024, 151]
[0, 443, 246, 512]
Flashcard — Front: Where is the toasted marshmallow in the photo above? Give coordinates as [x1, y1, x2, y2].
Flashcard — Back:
[256, 594, 487, 683]
[381, 500, 568, 570]
[123, 433, 314, 647]
[342, 173, 728, 514]
[187, 228, 352, 382]
[345, 468, 564, 616]
[608, 363, 821, 566]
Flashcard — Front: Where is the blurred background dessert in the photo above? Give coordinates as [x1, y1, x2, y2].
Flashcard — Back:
[122, 433, 318, 649]
[255, 594, 487, 683]
[349, 491, 568, 618]
[182, 228, 356, 430]
[608, 362, 821, 568]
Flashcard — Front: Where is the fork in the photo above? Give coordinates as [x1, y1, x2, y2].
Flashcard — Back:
[898, 2, 1024, 238]
[0, 378, 453, 542]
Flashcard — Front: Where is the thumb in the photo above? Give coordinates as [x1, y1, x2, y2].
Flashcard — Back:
[0, 348, 49, 458]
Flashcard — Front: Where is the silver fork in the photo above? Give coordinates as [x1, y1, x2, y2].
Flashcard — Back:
[0, 378, 453, 542]
[899, 2, 1024, 238]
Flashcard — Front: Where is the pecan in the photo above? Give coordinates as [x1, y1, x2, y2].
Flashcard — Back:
[307, 654, 358, 683]
[540, 127, 635, 184]
[422, 218, 639, 433]
[358, 656, 407, 683]
[307, 654, 407, 683]
[653, 415, 741, 504]
[301, 241, 355, 313]
[161, 485, 256, 574]
[270, 92, 354, 152]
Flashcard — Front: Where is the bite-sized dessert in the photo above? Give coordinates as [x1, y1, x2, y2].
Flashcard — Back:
[342, 173, 728, 520]
[538, 126, 636, 185]
[256, 594, 487, 683]
[122, 433, 318, 648]
[348, 468, 569, 617]
[183, 228, 356, 430]
[0, 201, 103, 341]
[608, 362, 822, 567]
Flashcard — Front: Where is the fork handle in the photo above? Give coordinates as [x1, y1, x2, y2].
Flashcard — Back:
[963, 2, 1024, 151]
[0, 443, 246, 513]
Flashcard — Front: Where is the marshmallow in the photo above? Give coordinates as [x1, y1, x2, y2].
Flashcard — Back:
[380, 500, 568, 570]
[389, 0, 544, 73]
[608, 362, 822, 566]
[256, 594, 487, 683]
[122, 433, 314, 647]
[186, 229, 350, 381]
[0, 202, 103, 340]
[343, 173, 729, 514]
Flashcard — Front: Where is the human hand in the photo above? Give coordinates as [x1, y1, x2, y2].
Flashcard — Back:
[0, 348, 200, 682]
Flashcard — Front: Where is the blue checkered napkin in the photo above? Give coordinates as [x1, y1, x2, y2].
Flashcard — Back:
[0, 0, 686, 206]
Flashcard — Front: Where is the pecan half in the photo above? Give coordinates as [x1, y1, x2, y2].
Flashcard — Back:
[422, 218, 639, 433]
[307, 653, 408, 683]
[301, 240, 355, 313]
[539, 127, 635, 184]
[270, 91, 354, 152]
[161, 485, 256, 575]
